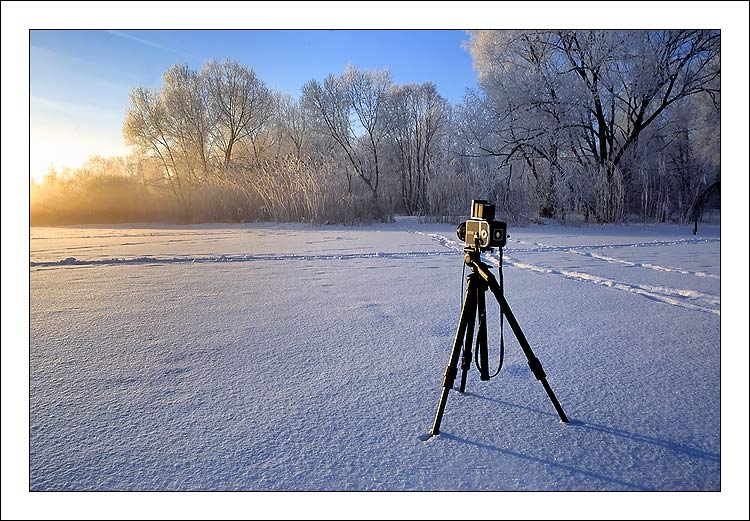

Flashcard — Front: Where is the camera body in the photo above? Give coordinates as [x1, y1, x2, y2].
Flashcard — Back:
[457, 200, 507, 250]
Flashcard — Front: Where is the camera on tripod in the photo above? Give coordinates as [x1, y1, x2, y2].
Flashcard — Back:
[456, 200, 507, 250]
[425, 199, 569, 439]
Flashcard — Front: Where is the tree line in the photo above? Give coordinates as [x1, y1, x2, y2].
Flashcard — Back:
[30, 30, 720, 226]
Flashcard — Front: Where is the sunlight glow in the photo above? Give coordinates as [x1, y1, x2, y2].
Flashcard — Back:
[30, 94, 130, 183]
[30, 121, 129, 183]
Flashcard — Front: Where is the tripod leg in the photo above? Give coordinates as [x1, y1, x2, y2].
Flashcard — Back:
[430, 274, 478, 436]
[458, 286, 478, 393]
[473, 260, 570, 423]
[497, 295, 569, 422]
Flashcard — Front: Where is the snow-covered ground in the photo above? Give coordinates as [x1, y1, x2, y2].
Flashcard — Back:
[29, 218, 721, 491]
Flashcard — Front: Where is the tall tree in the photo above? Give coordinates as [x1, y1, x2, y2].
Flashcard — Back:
[123, 86, 191, 216]
[302, 65, 393, 219]
[385, 82, 449, 215]
[162, 64, 215, 182]
[202, 59, 274, 167]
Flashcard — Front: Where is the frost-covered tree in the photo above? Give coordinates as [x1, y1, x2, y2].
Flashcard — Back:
[464, 30, 720, 222]
[302, 65, 393, 220]
[277, 94, 310, 159]
[202, 59, 275, 167]
[161, 64, 215, 182]
[124, 86, 193, 216]
[384, 82, 449, 215]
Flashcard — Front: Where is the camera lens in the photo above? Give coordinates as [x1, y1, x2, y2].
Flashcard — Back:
[456, 222, 466, 241]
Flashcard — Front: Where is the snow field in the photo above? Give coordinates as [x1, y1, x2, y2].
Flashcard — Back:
[30, 220, 720, 490]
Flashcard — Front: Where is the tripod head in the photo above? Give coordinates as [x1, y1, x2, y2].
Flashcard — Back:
[462, 236, 502, 276]
[463, 240, 486, 261]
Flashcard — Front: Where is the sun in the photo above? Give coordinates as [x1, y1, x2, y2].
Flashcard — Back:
[30, 128, 88, 184]
[30, 120, 130, 185]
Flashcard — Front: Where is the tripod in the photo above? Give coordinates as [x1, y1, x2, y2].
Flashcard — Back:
[428, 244, 569, 437]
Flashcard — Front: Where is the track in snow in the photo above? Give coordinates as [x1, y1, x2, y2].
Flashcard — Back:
[513, 238, 720, 280]
[416, 232, 720, 316]
[29, 249, 459, 269]
[29, 228, 720, 316]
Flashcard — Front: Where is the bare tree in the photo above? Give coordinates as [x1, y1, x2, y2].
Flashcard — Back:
[302, 65, 393, 220]
[123, 86, 192, 217]
[202, 59, 275, 167]
[278, 94, 310, 159]
[385, 82, 449, 215]
[162, 64, 215, 182]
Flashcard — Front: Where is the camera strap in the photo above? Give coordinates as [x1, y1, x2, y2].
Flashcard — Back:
[473, 251, 506, 379]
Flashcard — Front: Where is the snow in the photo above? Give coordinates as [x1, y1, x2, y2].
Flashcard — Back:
[29, 218, 721, 491]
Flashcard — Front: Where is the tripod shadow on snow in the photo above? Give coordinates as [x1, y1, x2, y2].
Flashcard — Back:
[462, 391, 720, 463]
[437, 431, 653, 491]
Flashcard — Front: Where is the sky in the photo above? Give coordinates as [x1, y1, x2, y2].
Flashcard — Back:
[29, 29, 478, 182]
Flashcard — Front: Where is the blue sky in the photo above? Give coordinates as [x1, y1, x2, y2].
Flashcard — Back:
[30, 29, 478, 181]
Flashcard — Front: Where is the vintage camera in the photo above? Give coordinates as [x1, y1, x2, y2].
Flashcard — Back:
[457, 200, 507, 250]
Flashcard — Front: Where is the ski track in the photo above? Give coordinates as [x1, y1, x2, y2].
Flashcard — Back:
[521, 240, 721, 280]
[29, 230, 720, 316]
[415, 232, 720, 317]
[29, 249, 459, 269]
[506, 237, 720, 253]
